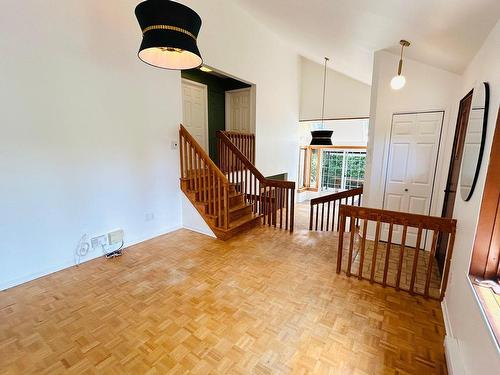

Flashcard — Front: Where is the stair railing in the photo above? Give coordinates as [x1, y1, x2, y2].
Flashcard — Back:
[217, 131, 295, 232]
[179, 125, 230, 229]
[309, 187, 363, 231]
[336, 205, 456, 300]
[219, 131, 255, 165]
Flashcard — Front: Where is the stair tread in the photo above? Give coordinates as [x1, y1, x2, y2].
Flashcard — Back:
[229, 213, 262, 229]
[229, 202, 252, 213]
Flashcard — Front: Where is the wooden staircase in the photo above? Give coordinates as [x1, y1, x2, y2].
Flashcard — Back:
[179, 125, 295, 240]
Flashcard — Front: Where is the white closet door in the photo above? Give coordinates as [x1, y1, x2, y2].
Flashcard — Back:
[182, 79, 208, 152]
[226, 88, 252, 133]
[383, 112, 444, 247]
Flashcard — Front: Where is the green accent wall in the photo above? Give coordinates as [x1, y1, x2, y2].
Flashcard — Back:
[266, 173, 288, 181]
[181, 69, 250, 161]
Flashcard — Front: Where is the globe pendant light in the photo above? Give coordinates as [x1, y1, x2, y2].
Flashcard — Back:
[390, 40, 410, 90]
[135, 0, 203, 70]
[311, 57, 333, 146]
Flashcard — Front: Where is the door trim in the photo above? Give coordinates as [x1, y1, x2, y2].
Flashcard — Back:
[181, 78, 209, 152]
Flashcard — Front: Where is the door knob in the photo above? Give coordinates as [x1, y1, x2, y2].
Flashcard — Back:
[404, 188, 408, 192]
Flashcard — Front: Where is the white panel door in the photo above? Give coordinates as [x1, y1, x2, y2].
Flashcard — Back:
[226, 88, 252, 133]
[383, 112, 444, 247]
[182, 79, 208, 151]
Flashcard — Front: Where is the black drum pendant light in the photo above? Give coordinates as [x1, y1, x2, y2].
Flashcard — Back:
[135, 0, 203, 70]
[310, 57, 333, 146]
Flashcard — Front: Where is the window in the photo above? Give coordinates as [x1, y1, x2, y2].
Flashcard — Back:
[321, 150, 366, 191]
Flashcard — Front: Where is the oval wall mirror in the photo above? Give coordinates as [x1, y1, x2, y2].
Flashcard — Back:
[460, 82, 490, 201]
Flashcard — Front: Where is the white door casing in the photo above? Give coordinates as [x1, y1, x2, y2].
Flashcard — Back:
[182, 79, 209, 152]
[225, 88, 254, 133]
[382, 111, 444, 247]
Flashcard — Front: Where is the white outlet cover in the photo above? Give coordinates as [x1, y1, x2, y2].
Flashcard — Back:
[91, 234, 108, 249]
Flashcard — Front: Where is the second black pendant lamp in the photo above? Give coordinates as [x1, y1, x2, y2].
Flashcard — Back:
[135, 0, 203, 70]
[310, 57, 333, 146]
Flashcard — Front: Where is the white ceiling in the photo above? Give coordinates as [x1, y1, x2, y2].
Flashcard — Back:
[234, 0, 500, 84]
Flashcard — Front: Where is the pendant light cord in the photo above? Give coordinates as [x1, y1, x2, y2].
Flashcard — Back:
[321, 57, 329, 128]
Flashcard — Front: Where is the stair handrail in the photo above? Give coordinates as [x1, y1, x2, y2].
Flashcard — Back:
[180, 124, 230, 229]
[180, 124, 228, 183]
[216, 131, 295, 189]
[217, 131, 295, 231]
[309, 187, 363, 231]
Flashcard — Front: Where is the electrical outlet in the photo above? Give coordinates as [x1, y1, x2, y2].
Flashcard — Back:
[145, 212, 155, 222]
[108, 229, 124, 245]
[91, 234, 108, 249]
[171, 140, 179, 150]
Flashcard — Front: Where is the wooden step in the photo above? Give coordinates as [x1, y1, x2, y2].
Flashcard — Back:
[213, 213, 262, 240]
[229, 202, 253, 221]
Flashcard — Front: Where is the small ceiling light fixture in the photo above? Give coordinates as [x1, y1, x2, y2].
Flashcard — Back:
[199, 66, 212, 73]
[311, 57, 333, 146]
[390, 40, 411, 90]
[135, 0, 203, 70]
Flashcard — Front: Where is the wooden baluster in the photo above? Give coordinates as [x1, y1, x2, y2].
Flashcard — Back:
[336, 212, 346, 273]
[315, 202, 319, 230]
[272, 187, 278, 228]
[326, 202, 331, 231]
[285, 189, 292, 230]
[321, 202, 325, 231]
[396, 224, 408, 290]
[332, 200, 337, 231]
[207, 168, 212, 214]
[224, 183, 229, 229]
[179, 133, 184, 180]
[336, 199, 341, 232]
[290, 189, 295, 232]
[358, 219, 368, 280]
[409, 225, 423, 294]
[188, 142, 193, 190]
[439, 229, 456, 300]
[370, 217, 381, 283]
[346, 218, 356, 277]
[424, 230, 439, 298]
[217, 177, 222, 227]
[382, 221, 394, 287]
[309, 204, 314, 230]
[279, 188, 283, 229]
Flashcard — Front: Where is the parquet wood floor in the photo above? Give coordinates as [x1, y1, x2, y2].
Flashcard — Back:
[0, 205, 447, 374]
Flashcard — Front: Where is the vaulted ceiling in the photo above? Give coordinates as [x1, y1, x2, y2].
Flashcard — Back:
[234, 0, 500, 84]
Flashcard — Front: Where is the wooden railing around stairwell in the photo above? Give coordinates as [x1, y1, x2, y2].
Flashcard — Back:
[220, 131, 255, 165]
[336, 205, 456, 301]
[217, 131, 296, 232]
[309, 187, 363, 231]
[179, 125, 231, 230]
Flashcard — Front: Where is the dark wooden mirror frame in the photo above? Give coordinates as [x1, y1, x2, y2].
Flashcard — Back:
[462, 82, 490, 202]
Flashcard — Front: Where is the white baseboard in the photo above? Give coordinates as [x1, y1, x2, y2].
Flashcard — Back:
[442, 299, 465, 375]
[0, 225, 182, 292]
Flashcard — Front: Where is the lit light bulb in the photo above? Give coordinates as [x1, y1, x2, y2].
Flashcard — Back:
[391, 75, 406, 90]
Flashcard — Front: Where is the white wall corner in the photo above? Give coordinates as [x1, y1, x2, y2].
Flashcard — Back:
[181, 195, 216, 238]
[442, 299, 466, 375]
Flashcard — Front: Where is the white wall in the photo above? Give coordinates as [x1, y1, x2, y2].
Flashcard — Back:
[0, 1, 184, 290]
[299, 119, 369, 146]
[300, 56, 371, 121]
[443, 20, 500, 374]
[364, 50, 460, 222]
[185, 0, 301, 180]
[0, 0, 301, 289]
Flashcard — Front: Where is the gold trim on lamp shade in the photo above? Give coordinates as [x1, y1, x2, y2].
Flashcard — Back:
[142, 25, 197, 40]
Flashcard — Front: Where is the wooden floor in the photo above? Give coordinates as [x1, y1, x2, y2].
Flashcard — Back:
[0, 207, 447, 374]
